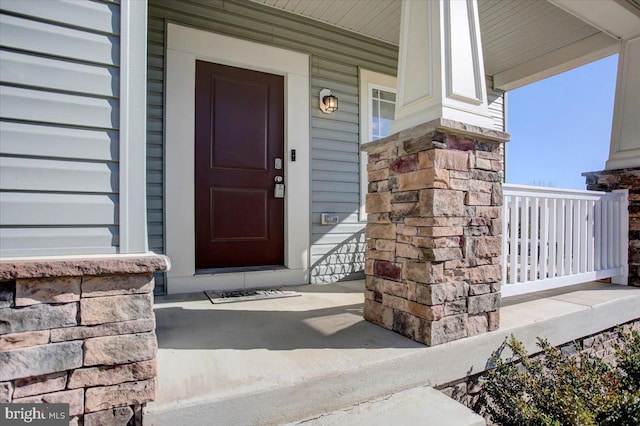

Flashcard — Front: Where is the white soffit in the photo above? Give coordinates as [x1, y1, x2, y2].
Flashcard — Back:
[254, 0, 402, 45]
[252, 0, 620, 89]
[549, 0, 640, 40]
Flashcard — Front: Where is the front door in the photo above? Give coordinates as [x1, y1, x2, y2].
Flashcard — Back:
[195, 61, 284, 269]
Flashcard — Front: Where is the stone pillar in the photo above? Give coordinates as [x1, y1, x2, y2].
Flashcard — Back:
[584, 168, 640, 287]
[362, 118, 508, 346]
[0, 255, 169, 425]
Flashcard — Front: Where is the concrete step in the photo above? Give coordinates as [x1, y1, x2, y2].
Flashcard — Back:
[146, 379, 485, 426]
[286, 386, 486, 426]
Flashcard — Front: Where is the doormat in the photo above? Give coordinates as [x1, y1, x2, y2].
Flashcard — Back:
[204, 288, 301, 304]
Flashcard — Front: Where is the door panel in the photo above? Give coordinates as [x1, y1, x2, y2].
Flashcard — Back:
[195, 61, 284, 269]
[212, 77, 268, 170]
[210, 188, 268, 241]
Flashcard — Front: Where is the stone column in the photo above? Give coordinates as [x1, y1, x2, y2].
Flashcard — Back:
[362, 119, 508, 346]
[584, 169, 640, 287]
[0, 255, 169, 425]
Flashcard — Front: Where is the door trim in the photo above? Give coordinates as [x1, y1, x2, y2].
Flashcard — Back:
[165, 23, 310, 293]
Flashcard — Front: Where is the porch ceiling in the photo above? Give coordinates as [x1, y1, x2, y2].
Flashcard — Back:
[252, 0, 620, 89]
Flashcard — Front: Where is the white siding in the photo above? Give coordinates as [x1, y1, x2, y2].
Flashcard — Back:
[487, 76, 505, 132]
[0, 50, 119, 98]
[478, 0, 600, 75]
[0, 0, 121, 257]
[0, 14, 120, 66]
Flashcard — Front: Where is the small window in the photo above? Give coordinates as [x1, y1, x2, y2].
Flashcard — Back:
[370, 88, 396, 141]
[359, 69, 397, 221]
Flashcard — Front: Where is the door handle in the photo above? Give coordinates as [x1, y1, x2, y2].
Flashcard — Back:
[275, 176, 283, 183]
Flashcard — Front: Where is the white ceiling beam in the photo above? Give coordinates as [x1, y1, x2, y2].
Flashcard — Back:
[493, 32, 619, 91]
[548, 0, 640, 40]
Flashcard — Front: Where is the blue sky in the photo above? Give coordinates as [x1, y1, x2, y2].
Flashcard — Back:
[506, 54, 619, 190]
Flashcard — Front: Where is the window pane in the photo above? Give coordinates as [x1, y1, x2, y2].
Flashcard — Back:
[380, 100, 394, 121]
[380, 91, 396, 102]
[371, 99, 380, 140]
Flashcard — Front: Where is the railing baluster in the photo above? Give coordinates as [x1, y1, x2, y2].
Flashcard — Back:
[573, 200, 585, 273]
[565, 200, 573, 275]
[520, 196, 529, 283]
[609, 200, 620, 268]
[586, 200, 594, 272]
[595, 199, 602, 271]
[530, 197, 539, 281]
[549, 198, 557, 278]
[540, 198, 549, 279]
[557, 198, 565, 278]
[608, 200, 615, 269]
[502, 198, 509, 287]
[510, 196, 518, 284]
[603, 201, 610, 269]
[571, 200, 582, 274]
[579, 200, 588, 273]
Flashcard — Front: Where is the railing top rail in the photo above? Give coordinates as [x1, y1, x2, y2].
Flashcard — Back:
[502, 183, 625, 200]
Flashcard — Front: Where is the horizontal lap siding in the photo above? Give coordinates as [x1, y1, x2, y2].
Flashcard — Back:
[147, 15, 164, 292]
[487, 76, 505, 132]
[486, 76, 506, 181]
[148, 0, 397, 289]
[0, 0, 120, 257]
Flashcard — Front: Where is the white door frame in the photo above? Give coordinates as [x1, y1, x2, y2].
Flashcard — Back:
[165, 23, 310, 293]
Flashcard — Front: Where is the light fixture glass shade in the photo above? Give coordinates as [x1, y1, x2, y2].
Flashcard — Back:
[319, 88, 338, 113]
[323, 94, 338, 112]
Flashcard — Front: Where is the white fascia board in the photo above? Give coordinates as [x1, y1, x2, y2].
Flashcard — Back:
[549, 0, 640, 40]
[118, 0, 149, 253]
[493, 32, 619, 91]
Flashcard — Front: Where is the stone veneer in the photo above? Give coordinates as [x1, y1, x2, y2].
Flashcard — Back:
[0, 255, 169, 425]
[361, 119, 509, 346]
[584, 168, 640, 287]
[439, 319, 640, 411]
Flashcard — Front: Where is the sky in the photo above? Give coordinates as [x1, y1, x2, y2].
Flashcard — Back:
[506, 54, 619, 190]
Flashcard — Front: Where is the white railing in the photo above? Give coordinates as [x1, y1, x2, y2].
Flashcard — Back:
[501, 184, 628, 297]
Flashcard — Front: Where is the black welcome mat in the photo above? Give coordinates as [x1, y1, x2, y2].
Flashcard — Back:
[204, 288, 301, 304]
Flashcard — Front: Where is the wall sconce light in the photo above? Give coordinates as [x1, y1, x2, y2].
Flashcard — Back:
[319, 89, 338, 114]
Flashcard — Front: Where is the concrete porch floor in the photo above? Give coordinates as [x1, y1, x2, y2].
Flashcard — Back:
[146, 279, 640, 425]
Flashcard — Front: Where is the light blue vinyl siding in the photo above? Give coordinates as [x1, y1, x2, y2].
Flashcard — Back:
[0, 0, 121, 257]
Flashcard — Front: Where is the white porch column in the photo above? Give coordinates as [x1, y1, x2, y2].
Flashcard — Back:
[119, 0, 149, 253]
[390, 0, 493, 134]
[606, 35, 640, 170]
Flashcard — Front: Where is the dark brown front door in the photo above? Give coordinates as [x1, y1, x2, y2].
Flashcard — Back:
[195, 61, 284, 269]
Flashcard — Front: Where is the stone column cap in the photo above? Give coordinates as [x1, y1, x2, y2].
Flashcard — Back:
[583, 167, 640, 177]
[362, 118, 510, 153]
[0, 253, 171, 280]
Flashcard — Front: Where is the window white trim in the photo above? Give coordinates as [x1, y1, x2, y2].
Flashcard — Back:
[165, 23, 310, 293]
[118, 0, 148, 253]
[359, 69, 397, 221]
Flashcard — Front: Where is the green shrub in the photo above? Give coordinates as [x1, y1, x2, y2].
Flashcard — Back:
[477, 329, 640, 426]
